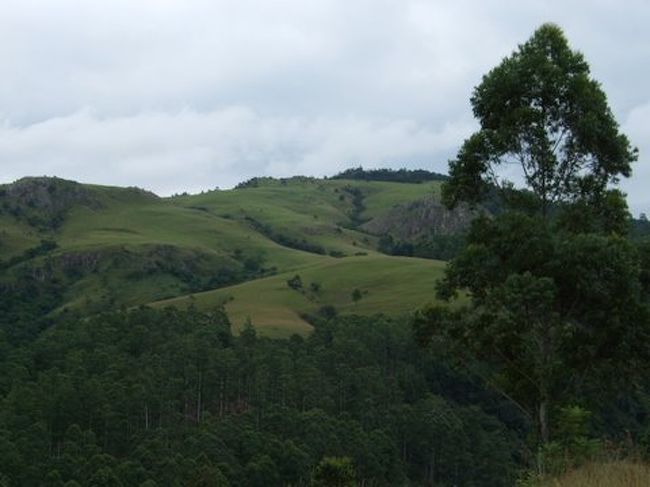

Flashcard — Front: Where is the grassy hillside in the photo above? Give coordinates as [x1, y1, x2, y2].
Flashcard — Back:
[0, 213, 41, 259]
[0, 174, 459, 336]
[153, 254, 447, 337]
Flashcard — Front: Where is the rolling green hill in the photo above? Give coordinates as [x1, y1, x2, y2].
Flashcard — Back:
[153, 255, 447, 337]
[0, 172, 465, 336]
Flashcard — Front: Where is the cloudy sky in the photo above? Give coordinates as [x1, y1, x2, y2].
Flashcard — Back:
[0, 0, 648, 214]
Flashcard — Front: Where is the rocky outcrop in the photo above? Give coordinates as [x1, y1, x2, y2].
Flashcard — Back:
[0, 176, 157, 229]
[361, 196, 478, 239]
[0, 177, 102, 228]
[3, 177, 101, 211]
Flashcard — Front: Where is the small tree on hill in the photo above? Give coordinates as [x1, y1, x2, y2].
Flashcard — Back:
[287, 274, 303, 291]
[351, 288, 362, 303]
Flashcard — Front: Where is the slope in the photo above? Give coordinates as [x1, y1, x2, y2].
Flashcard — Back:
[152, 254, 447, 337]
[1, 173, 459, 335]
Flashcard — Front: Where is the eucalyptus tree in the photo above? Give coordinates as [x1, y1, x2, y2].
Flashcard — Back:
[443, 23, 637, 218]
[418, 24, 648, 458]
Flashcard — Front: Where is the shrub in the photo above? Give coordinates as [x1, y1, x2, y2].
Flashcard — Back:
[287, 275, 303, 290]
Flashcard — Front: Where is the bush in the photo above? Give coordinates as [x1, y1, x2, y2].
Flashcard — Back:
[312, 457, 355, 487]
[287, 275, 303, 290]
[318, 305, 338, 319]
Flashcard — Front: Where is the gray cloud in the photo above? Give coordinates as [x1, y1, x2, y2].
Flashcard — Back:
[0, 107, 474, 194]
[0, 0, 648, 214]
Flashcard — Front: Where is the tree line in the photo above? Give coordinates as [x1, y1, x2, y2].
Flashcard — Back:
[331, 167, 448, 184]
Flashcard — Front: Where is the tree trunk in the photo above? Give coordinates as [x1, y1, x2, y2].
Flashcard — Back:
[196, 370, 202, 424]
[539, 399, 549, 444]
[537, 398, 550, 475]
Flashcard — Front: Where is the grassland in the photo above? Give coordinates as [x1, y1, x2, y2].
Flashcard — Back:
[0, 214, 40, 258]
[1, 175, 450, 336]
[152, 254, 447, 337]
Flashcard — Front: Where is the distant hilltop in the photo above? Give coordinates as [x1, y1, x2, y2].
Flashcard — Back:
[235, 167, 448, 189]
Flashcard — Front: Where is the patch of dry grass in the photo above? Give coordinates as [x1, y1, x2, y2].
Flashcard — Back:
[543, 461, 650, 487]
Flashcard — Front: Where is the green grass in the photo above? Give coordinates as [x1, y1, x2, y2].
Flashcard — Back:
[173, 180, 369, 254]
[0, 214, 41, 258]
[58, 198, 327, 271]
[2, 176, 454, 335]
[6, 177, 442, 273]
[171, 178, 441, 255]
[59, 177, 377, 266]
[152, 254, 447, 337]
[352, 180, 442, 220]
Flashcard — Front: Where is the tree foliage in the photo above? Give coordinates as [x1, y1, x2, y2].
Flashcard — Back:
[443, 23, 637, 216]
[331, 167, 448, 184]
[0, 307, 521, 486]
[312, 456, 356, 486]
[419, 24, 649, 456]
[419, 214, 649, 441]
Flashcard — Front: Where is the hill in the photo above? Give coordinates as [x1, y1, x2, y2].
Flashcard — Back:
[0, 173, 467, 336]
[153, 255, 447, 337]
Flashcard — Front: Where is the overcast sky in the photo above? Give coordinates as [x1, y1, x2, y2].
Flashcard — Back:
[0, 0, 648, 214]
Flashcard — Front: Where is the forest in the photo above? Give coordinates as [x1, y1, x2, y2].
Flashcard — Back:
[0, 306, 524, 486]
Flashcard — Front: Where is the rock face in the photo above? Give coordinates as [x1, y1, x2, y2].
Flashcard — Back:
[361, 196, 477, 239]
[0, 177, 102, 228]
[3, 177, 101, 210]
[0, 176, 157, 229]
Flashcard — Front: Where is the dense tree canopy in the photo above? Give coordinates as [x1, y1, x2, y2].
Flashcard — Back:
[331, 167, 448, 184]
[417, 214, 650, 442]
[0, 307, 522, 486]
[443, 23, 637, 216]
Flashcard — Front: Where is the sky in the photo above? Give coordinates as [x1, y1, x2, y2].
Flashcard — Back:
[0, 0, 648, 215]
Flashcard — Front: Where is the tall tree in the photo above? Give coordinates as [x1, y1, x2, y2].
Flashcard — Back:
[418, 24, 649, 458]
